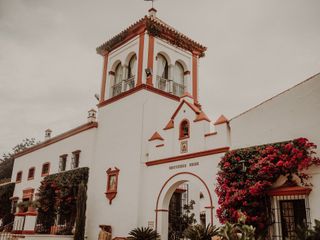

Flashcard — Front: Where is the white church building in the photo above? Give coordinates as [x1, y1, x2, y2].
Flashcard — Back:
[7, 8, 320, 240]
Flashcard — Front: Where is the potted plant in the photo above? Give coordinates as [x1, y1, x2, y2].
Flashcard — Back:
[17, 201, 29, 213]
[28, 200, 40, 212]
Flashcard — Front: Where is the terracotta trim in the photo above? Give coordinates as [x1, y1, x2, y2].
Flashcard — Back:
[106, 167, 120, 204]
[179, 119, 190, 139]
[149, 132, 164, 141]
[41, 162, 50, 177]
[97, 84, 180, 108]
[156, 144, 164, 148]
[267, 186, 312, 196]
[15, 122, 98, 158]
[24, 211, 38, 216]
[146, 35, 155, 86]
[163, 119, 174, 130]
[205, 206, 215, 209]
[214, 115, 228, 125]
[192, 53, 198, 104]
[184, 70, 190, 75]
[204, 132, 217, 137]
[148, 8, 157, 13]
[96, 17, 206, 56]
[136, 33, 145, 86]
[170, 100, 200, 121]
[194, 111, 211, 122]
[155, 209, 168, 212]
[100, 53, 109, 103]
[146, 147, 229, 166]
[155, 172, 214, 231]
[22, 230, 35, 234]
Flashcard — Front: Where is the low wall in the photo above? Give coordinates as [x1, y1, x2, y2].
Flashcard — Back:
[23, 235, 74, 240]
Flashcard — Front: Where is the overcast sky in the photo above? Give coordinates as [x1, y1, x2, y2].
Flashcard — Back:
[0, 0, 319, 154]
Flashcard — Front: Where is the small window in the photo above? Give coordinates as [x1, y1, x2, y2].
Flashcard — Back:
[16, 171, 22, 183]
[71, 151, 81, 169]
[28, 167, 35, 180]
[179, 120, 190, 139]
[157, 54, 169, 79]
[41, 162, 50, 177]
[128, 55, 137, 79]
[59, 155, 67, 172]
[11, 200, 18, 213]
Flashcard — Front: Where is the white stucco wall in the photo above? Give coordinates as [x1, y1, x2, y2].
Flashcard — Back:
[86, 89, 180, 239]
[229, 73, 320, 223]
[11, 127, 97, 200]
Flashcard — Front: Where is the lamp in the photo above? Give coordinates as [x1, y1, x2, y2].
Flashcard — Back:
[145, 68, 153, 77]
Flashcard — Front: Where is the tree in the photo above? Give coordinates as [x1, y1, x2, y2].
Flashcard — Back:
[74, 182, 87, 240]
[0, 138, 38, 182]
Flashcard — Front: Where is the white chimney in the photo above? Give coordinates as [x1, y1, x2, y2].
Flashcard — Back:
[88, 109, 97, 123]
[45, 129, 52, 140]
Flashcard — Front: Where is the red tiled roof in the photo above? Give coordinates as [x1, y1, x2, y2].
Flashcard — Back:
[96, 15, 207, 56]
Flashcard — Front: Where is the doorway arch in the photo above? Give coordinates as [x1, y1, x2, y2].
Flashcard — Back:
[155, 172, 214, 240]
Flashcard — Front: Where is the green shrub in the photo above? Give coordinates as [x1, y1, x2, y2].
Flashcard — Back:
[128, 227, 160, 240]
[184, 224, 219, 240]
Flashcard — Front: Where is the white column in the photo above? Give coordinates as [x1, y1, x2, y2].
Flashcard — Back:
[122, 65, 128, 92]
[168, 64, 174, 93]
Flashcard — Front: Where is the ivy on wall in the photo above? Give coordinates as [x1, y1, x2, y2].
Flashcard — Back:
[215, 138, 320, 231]
[0, 182, 15, 226]
[37, 167, 89, 233]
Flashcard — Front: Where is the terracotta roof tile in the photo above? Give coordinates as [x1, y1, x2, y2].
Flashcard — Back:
[148, 132, 164, 141]
[214, 115, 228, 125]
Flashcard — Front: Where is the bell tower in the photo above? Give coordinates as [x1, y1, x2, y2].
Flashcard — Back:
[97, 9, 206, 105]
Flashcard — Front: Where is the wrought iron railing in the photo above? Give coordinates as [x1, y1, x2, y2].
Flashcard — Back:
[112, 82, 122, 97]
[156, 76, 169, 92]
[172, 82, 185, 97]
[124, 76, 135, 91]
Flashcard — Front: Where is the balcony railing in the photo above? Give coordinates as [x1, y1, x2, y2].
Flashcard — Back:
[156, 76, 169, 92]
[111, 82, 122, 97]
[124, 76, 135, 91]
[156, 75, 185, 97]
[172, 82, 185, 97]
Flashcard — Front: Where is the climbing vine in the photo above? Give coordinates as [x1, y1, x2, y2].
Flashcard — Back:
[37, 167, 89, 233]
[215, 138, 320, 231]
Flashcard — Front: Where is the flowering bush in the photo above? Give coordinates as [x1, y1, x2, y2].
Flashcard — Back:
[37, 167, 89, 233]
[215, 138, 320, 231]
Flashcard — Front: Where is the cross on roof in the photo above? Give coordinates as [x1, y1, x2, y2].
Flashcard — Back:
[144, 0, 155, 8]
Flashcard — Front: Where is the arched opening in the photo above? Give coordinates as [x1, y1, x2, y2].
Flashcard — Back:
[173, 62, 185, 96]
[156, 54, 169, 91]
[179, 119, 190, 140]
[125, 54, 137, 90]
[112, 62, 123, 97]
[156, 172, 213, 240]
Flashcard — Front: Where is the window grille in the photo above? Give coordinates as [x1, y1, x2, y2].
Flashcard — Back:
[71, 151, 80, 169]
[59, 155, 67, 172]
[270, 195, 311, 240]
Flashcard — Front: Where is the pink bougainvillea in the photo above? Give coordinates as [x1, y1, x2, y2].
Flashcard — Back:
[215, 138, 320, 230]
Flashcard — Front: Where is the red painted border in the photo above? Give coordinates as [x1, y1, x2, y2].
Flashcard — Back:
[147, 35, 155, 86]
[146, 147, 229, 166]
[105, 167, 120, 204]
[15, 122, 98, 158]
[204, 132, 217, 137]
[192, 53, 198, 103]
[100, 53, 109, 103]
[97, 84, 180, 108]
[155, 172, 214, 231]
[267, 186, 312, 196]
[137, 33, 145, 86]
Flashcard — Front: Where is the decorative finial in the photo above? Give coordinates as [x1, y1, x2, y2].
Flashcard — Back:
[144, 0, 156, 9]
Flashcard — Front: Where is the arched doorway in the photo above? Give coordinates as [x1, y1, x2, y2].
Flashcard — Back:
[155, 172, 214, 240]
